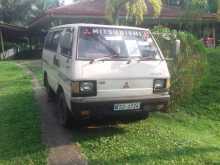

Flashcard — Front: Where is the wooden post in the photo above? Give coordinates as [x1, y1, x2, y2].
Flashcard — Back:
[0, 29, 5, 60]
[212, 23, 216, 48]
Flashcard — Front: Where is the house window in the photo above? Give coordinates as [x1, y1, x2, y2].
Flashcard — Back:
[168, 0, 183, 6]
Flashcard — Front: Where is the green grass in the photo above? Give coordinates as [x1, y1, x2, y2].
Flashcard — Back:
[73, 49, 220, 165]
[10, 50, 220, 164]
[17, 60, 43, 83]
[0, 62, 46, 165]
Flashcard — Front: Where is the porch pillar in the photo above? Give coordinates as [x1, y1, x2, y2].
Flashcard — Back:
[0, 29, 5, 60]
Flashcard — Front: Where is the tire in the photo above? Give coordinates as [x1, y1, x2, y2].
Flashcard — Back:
[57, 92, 73, 128]
[44, 74, 55, 99]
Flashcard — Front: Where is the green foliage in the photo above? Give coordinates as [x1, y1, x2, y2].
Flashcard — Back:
[208, 0, 219, 13]
[19, 60, 43, 84]
[185, 0, 208, 11]
[0, 0, 33, 24]
[178, 0, 220, 27]
[106, 0, 162, 25]
[0, 0, 60, 25]
[0, 62, 47, 164]
[149, 0, 162, 16]
[184, 48, 220, 119]
[30, 0, 60, 19]
[153, 27, 207, 108]
[126, 0, 147, 25]
[172, 33, 207, 107]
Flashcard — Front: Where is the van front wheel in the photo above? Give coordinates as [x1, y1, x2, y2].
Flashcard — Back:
[57, 92, 73, 128]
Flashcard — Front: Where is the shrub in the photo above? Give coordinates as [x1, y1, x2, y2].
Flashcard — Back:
[152, 27, 207, 109]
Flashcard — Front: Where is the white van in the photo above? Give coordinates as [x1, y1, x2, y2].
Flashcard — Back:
[42, 24, 170, 127]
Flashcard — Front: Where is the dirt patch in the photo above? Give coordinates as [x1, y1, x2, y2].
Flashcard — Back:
[17, 63, 87, 165]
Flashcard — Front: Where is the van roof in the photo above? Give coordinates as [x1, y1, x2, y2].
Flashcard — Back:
[50, 23, 149, 31]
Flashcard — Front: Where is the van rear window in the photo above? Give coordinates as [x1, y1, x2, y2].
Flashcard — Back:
[77, 27, 161, 60]
[44, 31, 61, 52]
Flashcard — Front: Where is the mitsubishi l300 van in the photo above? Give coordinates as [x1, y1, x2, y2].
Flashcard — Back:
[42, 24, 170, 127]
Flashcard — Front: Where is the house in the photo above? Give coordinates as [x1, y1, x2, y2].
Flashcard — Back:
[1, 0, 217, 59]
[29, 0, 218, 46]
[0, 23, 29, 59]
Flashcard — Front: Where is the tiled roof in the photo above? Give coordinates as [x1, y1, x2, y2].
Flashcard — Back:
[30, 0, 216, 27]
[47, 0, 106, 17]
[46, 0, 183, 18]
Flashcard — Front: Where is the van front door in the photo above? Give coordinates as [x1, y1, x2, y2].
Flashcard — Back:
[57, 28, 74, 103]
[43, 30, 62, 91]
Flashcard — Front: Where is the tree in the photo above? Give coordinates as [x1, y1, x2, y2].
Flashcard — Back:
[0, 0, 62, 25]
[207, 0, 220, 20]
[29, 0, 61, 22]
[208, 0, 218, 13]
[184, 0, 208, 12]
[0, 0, 34, 25]
[106, 0, 162, 25]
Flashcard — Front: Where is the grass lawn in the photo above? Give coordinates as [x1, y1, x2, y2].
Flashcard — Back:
[73, 49, 220, 165]
[17, 60, 43, 83]
[0, 62, 46, 165]
[10, 50, 220, 164]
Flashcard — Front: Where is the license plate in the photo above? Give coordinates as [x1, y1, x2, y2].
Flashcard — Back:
[113, 102, 141, 111]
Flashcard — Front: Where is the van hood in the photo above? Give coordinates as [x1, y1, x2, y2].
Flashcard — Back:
[73, 60, 170, 80]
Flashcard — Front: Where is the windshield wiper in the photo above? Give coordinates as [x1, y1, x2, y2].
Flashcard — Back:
[89, 52, 124, 64]
[94, 35, 120, 57]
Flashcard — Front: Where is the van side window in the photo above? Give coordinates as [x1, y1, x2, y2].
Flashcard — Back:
[45, 31, 61, 52]
[60, 29, 74, 57]
[50, 31, 61, 52]
[44, 32, 53, 50]
[51, 31, 60, 51]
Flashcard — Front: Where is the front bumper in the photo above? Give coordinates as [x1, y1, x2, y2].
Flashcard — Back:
[71, 94, 170, 117]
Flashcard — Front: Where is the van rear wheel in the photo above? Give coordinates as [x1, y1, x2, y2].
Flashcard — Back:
[57, 92, 73, 128]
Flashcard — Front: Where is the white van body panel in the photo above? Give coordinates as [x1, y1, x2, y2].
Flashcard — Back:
[73, 60, 169, 98]
[42, 23, 170, 112]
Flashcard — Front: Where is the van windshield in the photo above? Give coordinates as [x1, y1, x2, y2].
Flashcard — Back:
[77, 27, 162, 61]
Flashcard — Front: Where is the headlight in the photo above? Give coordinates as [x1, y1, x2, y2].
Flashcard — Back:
[80, 82, 95, 93]
[153, 79, 170, 93]
[71, 81, 97, 97]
